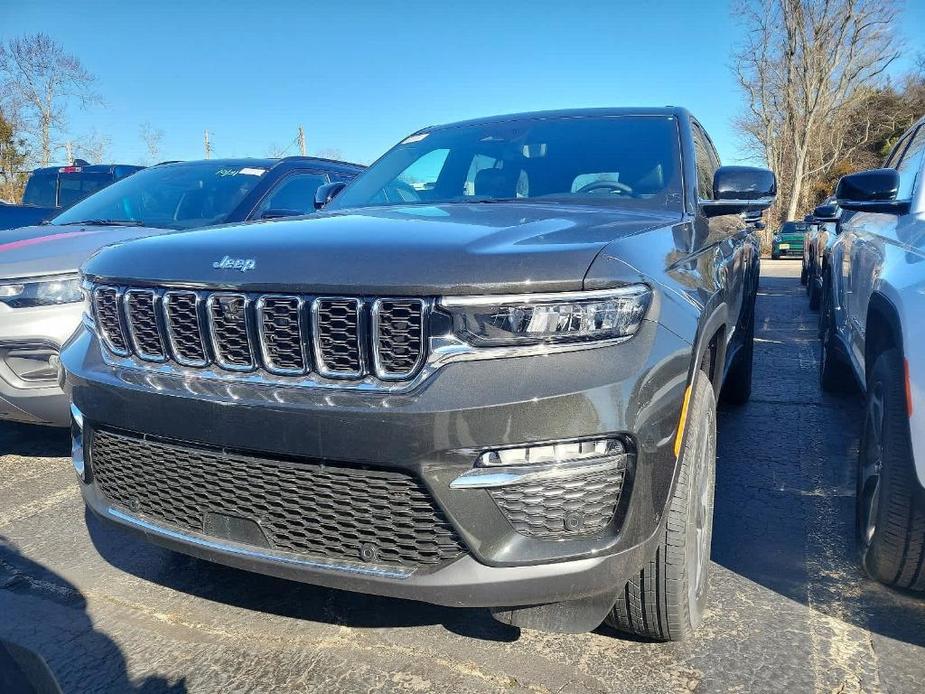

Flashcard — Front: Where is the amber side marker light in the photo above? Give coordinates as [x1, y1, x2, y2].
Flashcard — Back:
[905, 358, 914, 417]
[674, 384, 693, 458]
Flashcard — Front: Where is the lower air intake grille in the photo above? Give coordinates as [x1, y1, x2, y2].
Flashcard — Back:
[489, 467, 625, 539]
[89, 428, 466, 567]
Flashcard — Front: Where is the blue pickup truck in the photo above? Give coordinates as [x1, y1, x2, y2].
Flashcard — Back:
[0, 162, 144, 230]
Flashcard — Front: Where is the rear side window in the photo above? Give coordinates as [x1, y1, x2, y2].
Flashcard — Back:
[895, 126, 925, 200]
[57, 172, 113, 208]
[21, 172, 57, 207]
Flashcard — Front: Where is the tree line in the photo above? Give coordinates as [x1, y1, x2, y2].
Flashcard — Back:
[3, 6, 924, 228]
[734, 0, 924, 249]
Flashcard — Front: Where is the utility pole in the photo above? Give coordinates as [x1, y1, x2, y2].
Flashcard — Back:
[65, 141, 73, 164]
[204, 129, 212, 159]
[297, 125, 306, 156]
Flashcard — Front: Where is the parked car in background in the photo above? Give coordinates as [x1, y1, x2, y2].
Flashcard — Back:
[804, 201, 840, 311]
[771, 220, 807, 259]
[801, 213, 820, 284]
[0, 156, 363, 427]
[64, 107, 774, 640]
[819, 115, 925, 591]
[0, 161, 144, 230]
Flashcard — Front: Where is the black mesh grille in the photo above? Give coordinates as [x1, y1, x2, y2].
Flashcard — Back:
[208, 294, 253, 368]
[314, 298, 361, 375]
[164, 291, 206, 365]
[258, 297, 305, 373]
[89, 428, 466, 567]
[374, 300, 424, 377]
[124, 290, 164, 359]
[94, 288, 128, 353]
[489, 468, 625, 538]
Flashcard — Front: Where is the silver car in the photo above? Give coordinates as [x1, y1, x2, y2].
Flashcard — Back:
[0, 157, 363, 426]
[819, 114, 925, 590]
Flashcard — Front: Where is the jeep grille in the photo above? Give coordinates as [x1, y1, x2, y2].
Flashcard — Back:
[91, 284, 427, 383]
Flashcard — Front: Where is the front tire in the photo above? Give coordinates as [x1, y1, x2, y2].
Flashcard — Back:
[606, 372, 716, 641]
[857, 349, 925, 591]
[808, 277, 821, 311]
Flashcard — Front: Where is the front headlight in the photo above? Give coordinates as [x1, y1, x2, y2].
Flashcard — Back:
[0, 275, 83, 308]
[439, 285, 651, 347]
[773, 235, 782, 243]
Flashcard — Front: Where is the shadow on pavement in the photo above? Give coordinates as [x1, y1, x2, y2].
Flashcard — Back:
[0, 422, 69, 458]
[84, 509, 520, 644]
[712, 272, 925, 649]
[0, 535, 187, 693]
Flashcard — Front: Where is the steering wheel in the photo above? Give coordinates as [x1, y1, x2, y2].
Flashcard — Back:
[575, 180, 635, 196]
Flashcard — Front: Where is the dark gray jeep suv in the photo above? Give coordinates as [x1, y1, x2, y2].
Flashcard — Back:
[62, 108, 774, 640]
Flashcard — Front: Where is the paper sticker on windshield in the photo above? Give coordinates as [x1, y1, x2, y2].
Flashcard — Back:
[238, 167, 266, 176]
[400, 132, 429, 145]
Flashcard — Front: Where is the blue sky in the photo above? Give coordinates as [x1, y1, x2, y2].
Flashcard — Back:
[2, 0, 923, 167]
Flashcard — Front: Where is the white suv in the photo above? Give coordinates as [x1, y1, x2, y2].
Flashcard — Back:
[819, 115, 925, 591]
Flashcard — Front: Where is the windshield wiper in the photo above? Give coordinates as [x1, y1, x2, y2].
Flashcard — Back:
[57, 219, 146, 227]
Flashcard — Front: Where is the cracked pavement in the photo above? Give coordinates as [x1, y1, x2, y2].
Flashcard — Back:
[1, 260, 924, 693]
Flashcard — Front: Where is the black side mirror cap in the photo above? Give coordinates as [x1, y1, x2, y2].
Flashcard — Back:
[314, 181, 347, 210]
[702, 166, 777, 218]
[836, 169, 909, 214]
[812, 204, 839, 222]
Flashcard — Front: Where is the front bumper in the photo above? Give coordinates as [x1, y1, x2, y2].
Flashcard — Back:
[64, 317, 692, 607]
[0, 302, 82, 426]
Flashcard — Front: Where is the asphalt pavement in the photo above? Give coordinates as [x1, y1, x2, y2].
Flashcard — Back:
[1, 260, 924, 693]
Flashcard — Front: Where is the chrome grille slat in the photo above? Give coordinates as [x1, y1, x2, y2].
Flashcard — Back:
[372, 298, 425, 380]
[91, 284, 428, 383]
[123, 289, 166, 362]
[207, 293, 255, 371]
[256, 295, 307, 375]
[312, 298, 364, 378]
[163, 291, 208, 367]
[93, 286, 129, 356]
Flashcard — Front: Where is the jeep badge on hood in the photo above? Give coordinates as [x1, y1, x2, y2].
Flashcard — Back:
[213, 255, 256, 272]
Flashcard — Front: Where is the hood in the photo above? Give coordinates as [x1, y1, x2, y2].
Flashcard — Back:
[83, 203, 679, 295]
[0, 224, 174, 279]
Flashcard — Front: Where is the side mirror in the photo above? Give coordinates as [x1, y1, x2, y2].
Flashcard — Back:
[314, 181, 347, 210]
[812, 204, 839, 222]
[836, 169, 908, 214]
[702, 166, 776, 218]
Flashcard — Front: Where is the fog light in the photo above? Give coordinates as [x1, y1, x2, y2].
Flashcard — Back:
[477, 437, 625, 467]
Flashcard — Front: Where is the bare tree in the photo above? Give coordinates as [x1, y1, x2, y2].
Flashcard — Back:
[315, 147, 345, 161]
[139, 122, 164, 164]
[733, 0, 900, 222]
[73, 129, 110, 163]
[0, 33, 99, 166]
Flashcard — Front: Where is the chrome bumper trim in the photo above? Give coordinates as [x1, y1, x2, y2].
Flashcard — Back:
[103, 506, 416, 580]
[449, 455, 628, 489]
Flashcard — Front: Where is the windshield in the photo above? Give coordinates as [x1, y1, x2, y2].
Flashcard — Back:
[329, 115, 682, 211]
[52, 162, 268, 229]
[780, 222, 807, 234]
